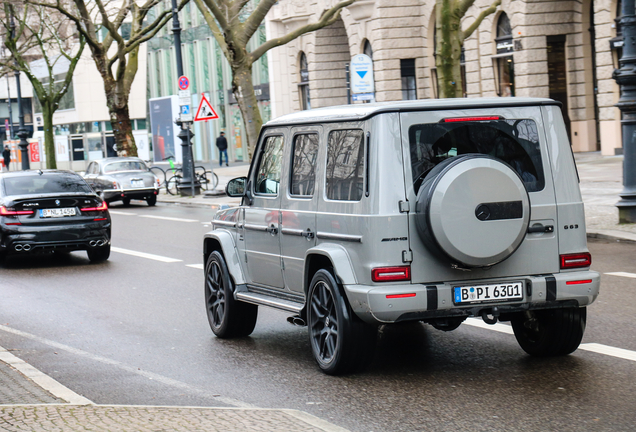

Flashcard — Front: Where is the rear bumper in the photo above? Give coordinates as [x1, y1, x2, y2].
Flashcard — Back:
[0, 221, 111, 255]
[103, 187, 158, 201]
[344, 270, 600, 324]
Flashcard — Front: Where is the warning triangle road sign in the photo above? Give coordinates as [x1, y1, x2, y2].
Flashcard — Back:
[194, 94, 219, 121]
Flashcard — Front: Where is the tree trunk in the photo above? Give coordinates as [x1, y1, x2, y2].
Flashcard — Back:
[231, 64, 262, 161]
[436, 0, 464, 98]
[41, 102, 57, 169]
[108, 103, 137, 157]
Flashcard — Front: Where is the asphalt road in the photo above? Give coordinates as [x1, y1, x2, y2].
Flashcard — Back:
[1, 202, 636, 431]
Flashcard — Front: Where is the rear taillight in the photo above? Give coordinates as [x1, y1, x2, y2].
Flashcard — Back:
[156, 178, 161, 188]
[560, 252, 592, 269]
[372, 266, 411, 282]
[81, 201, 108, 212]
[0, 206, 34, 216]
[112, 181, 119, 189]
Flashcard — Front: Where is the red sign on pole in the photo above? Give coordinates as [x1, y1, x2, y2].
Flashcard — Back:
[178, 76, 189, 91]
[194, 94, 219, 121]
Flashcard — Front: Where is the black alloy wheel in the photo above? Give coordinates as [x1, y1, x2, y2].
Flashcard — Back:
[307, 269, 377, 375]
[511, 307, 586, 356]
[205, 251, 257, 338]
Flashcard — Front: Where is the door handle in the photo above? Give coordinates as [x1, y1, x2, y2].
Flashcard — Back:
[300, 229, 314, 240]
[266, 224, 279, 235]
[527, 224, 554, 234]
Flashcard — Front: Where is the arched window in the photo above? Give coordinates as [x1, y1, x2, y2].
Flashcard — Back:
[493, 13, 515, 96]
[298, 52, 310, 110]
[363, 40, 373, 59]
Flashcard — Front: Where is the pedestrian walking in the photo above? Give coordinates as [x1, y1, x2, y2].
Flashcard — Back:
[2, 145, 10, 172]
[216, 132, 228, 167]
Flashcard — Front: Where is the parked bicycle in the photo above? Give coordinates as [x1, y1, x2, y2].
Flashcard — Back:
[166, 166, 218, 195]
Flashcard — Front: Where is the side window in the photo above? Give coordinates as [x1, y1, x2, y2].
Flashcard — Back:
[254, 135, 284, 195]
[290, 133, 319, 197]
[325, 129, 365, 201]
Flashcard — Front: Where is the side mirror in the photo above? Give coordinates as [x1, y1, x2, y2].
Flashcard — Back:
[226, 177, 247, 197]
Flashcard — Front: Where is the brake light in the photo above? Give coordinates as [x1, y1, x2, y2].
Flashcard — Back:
[81, 201, 108, 212]
[560, 252, 592, 269]
[156, 178, 161, 188]
[112, 181, 119, 189]
[0, 206, 34, 216]
[372, 266, 411, 282]
[442, 116, 501, 122]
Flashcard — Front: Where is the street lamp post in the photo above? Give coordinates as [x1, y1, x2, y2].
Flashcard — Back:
[614, 0, 636, 223]
[170, 0, 200, 197]
[8, 8, 29, 170]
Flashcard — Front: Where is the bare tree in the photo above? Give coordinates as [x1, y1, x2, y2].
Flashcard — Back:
[194, 0, 356, 160]
[1, 1, 85, 169]
[436, 0, 500, 98]
[31, 0, 188, 156]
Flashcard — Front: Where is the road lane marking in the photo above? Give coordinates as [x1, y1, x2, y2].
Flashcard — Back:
[0, 325, 255, 409]
[139, 215, 199, 223]
[579, 343, 636, 362]
[108, 210, 137, 216]
[605, 272, 636, 279]
[465, 318, 636, 363]
[0, 345, 93, 405]
[111, 247, 182, 263]
[187, 264, 204, 270]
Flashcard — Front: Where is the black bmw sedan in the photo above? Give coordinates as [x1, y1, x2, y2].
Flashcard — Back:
[0, 170, 111, 262]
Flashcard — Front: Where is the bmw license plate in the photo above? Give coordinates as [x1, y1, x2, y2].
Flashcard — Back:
[40, 208, 76, 218]
[131, 180, 144, 188]
[453, 281, 523, 305]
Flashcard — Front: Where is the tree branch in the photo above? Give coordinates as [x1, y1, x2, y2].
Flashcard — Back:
[463, 0, 500, 40]
[193, 0, 229, 57]
[250, 0, 355, 62]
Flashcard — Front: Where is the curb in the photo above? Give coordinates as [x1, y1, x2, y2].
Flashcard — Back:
[587, 230, 636, 243]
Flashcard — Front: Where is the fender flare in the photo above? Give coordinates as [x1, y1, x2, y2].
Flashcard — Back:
[305, 243, 358, 287]
[203, 229, 246, 286]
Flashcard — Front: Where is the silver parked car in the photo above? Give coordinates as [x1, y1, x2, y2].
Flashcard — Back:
[203, 98, 600, 375]
[83, 157, 160, 207]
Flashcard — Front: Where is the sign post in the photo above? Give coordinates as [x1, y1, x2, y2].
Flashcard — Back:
[350, 54, 375, 102]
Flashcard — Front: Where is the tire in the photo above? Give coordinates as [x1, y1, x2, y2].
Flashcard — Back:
[511, 307, 586, 357]
[307, 269, 377, 375]
[210, 172, 219, 189]
[414, 154, 530, 268]
[147, 195, 157, 206]
[166, 175, 182, 195]
[198, 173, 209, 191]
[205, 251, 258, 338]
[122, 198, 131, 207]
[87, 245, 110, 263]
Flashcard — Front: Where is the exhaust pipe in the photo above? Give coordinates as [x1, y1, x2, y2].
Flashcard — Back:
[89, 240, 97, 247]
[97, 240, 105, 247]
[286, 315, 306, 327]
[22, 244, 31, 251]
[14, 244, 23, 251]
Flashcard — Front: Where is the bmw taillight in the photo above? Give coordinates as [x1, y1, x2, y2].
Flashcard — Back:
[80, 201, 108, 212]
[372, 266, 411, 282]
[0, 206, 34, 216]
[560, 252, 592, 269]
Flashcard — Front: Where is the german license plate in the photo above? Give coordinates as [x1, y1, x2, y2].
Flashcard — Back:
[40, 207, 76, 218]
[453, 281, 523, 305]
[131, 180, 144, 188]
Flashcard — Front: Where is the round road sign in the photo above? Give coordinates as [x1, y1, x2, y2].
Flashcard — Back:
[178, 76, 190, 91]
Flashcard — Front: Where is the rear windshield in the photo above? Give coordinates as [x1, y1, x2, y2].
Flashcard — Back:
[2, 173, 93, 195]
[104, 161, 147, 173]
[409, 119, 545, 193]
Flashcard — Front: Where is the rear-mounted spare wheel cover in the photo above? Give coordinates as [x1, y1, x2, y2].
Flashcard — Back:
[415, 154, 530, 267]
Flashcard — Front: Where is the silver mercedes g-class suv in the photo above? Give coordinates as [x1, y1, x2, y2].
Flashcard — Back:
[203, 98, 600, 375]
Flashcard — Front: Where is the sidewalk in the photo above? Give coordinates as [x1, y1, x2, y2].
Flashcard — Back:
[0, 346, 346, 431]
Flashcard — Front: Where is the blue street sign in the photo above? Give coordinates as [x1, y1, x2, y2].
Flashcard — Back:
[350, 54, 375, 95]
[181, 105, 190, 115]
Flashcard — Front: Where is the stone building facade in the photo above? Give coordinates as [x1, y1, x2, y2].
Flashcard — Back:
[266, 0, 624, 154]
